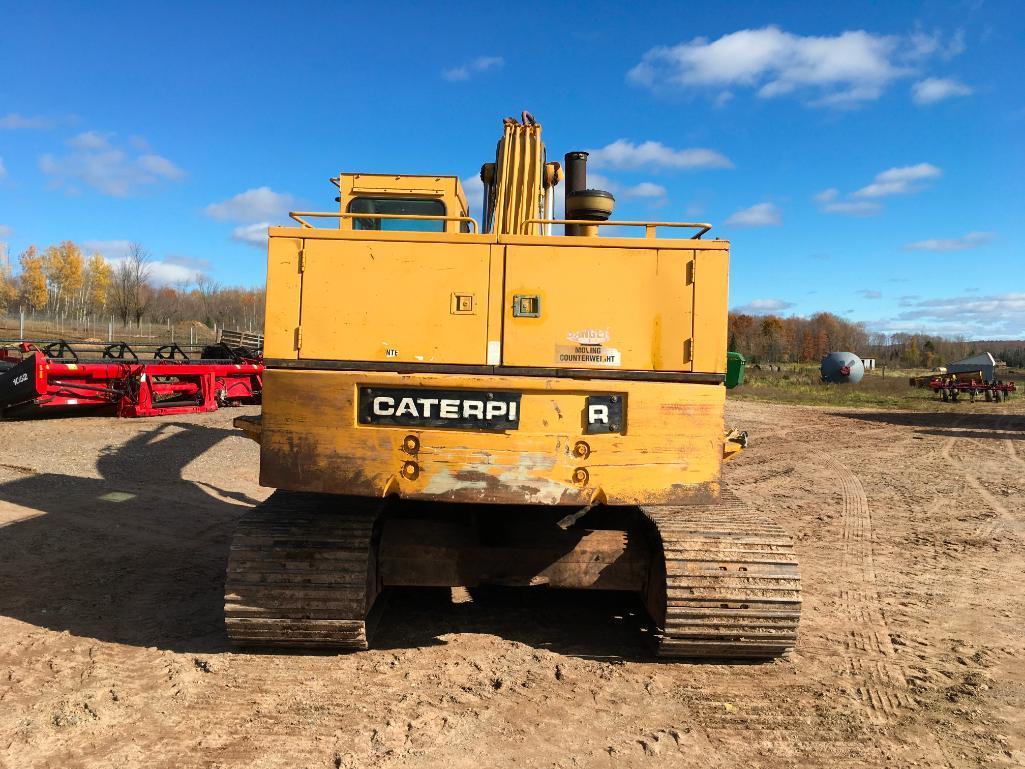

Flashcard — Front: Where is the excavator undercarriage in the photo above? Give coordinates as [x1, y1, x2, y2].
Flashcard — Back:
[225, 491, 800, 658]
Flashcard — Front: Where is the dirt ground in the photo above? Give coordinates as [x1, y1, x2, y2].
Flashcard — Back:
[1, 400, 1023, 768]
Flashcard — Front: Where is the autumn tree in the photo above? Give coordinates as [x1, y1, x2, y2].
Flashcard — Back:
[42, 241, 85, 318]
[83, 252, 112, 316]
[0, 258, 15, 312]
[18, 246, 48, 312]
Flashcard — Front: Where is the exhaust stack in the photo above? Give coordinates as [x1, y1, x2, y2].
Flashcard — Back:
[563, 151, 614, 236]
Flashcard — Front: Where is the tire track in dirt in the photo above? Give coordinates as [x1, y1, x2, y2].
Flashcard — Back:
[1006, 438, 1025, 469]
[824, 457, 915, 724]
[942, 437, 1014, 538]
[732, 417, 919, 725]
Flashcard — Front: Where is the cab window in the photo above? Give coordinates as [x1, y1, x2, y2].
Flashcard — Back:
[348, 197, 446, 232]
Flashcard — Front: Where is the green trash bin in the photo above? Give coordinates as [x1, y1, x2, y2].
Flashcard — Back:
[726, 351, 746, 389]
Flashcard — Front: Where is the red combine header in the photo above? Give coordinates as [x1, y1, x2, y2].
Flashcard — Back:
[0, 331, 263, 419]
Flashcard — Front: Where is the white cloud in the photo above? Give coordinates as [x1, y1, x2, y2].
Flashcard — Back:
[904, 231, 994, 252]
[0, 113, 53, 130]
[821, 199, 882, 216]
[713, 91, 734, 108]
[204, 187, 297, 222]
[138, 154, 185, 179]
[725, 202, 781, 227]
[231, 222, 271, 247]
[815, 163, 940, 216]
[628, 26, 963, 106]
[0, 224, 12, 237]
[461, 174, 484, 217]
[585, 173, 667, 201]
[880, 292, 1025, 338]
[163, 254, 211, 272]
[857, 289, 883, 299]
[442, 56, 504, 82]
[146, 261, 204, 285]
[907, 29, 966, 60]
[82, 239, 133, 260]
[732, 298, 795, 314]
[0, 157, 5, 180]
[586, 139, 732, 171]
[912, 77, 973, 105]
[852, 162, 942, 198]
[625, 181, 667, 198]
[82, 241, 204, 285]
[68, 130, 112, 150]
[40, 132, 185, 196]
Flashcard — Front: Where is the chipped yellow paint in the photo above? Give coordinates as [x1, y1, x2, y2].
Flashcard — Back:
[259, 368, 726, 506]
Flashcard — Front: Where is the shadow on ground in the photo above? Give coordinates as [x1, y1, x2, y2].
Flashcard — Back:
[373, 586, 652, 661]
[0, 421, 653, 660]
[0, 422, 257, 653]
[831, 410, 1025, 440]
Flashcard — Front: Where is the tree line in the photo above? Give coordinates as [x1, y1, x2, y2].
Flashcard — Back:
[0, 240, 264, 333]
[729, 311, 1022, 369]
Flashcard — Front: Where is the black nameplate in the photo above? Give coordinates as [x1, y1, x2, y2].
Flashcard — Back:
[358, 387, 521, 430]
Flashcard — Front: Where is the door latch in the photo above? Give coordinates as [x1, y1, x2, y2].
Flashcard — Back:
[512, 295, 541, 317]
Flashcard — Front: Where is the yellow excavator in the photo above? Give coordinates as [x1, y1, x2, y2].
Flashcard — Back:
[226, 113, 800, 659]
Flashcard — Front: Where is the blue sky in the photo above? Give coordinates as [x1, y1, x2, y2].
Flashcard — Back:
[1, 0, 1022, 337]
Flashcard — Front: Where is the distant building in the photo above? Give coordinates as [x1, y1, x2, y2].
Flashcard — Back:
[861, 357, 876, 371]
[946, 352, 997, 381]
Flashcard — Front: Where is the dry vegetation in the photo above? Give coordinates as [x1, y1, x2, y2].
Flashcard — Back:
[732, 364, 1024, 410]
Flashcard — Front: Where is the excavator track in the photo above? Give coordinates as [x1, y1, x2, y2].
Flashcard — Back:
[642, 494, 801, 659]
[224, 490, 382, 649]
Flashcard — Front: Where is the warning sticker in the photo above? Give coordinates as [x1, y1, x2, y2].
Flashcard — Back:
[555, 344, 622, 367]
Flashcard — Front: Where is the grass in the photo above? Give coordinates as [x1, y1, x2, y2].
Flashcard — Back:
[730, 364, 1024, 411]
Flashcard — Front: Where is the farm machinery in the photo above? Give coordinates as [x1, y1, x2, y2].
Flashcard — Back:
[225, 113, 800, 660]
[909, 369, 1017, 402]
[929, 375, 1016, 402]
[0, 331, 263, 418]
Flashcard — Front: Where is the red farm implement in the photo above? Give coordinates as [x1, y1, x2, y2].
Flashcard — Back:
[0, 337, 263, 419]
[928, 376, 1017, 403]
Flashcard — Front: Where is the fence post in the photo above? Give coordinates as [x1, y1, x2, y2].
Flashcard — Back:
[20, 308, 25, 340]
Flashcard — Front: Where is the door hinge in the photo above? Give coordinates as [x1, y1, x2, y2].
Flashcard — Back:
[298, 249, 306, 273]
[686, 260, 695, 285]
[683, 338, 693, 363]
[295, 326, 302, 350]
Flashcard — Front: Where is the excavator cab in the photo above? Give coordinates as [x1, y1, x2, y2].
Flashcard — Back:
[225, 114, 800, 659]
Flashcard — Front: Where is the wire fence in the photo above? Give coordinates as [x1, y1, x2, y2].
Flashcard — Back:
[0, 310, 230, 346]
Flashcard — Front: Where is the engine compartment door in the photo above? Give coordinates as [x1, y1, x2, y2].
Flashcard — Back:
[298, 238, 493, 364]
[501, 244, 696, 371]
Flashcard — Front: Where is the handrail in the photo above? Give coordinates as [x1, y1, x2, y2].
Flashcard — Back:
[519, 219, 712, 239]
[288, 211, 479, 233]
